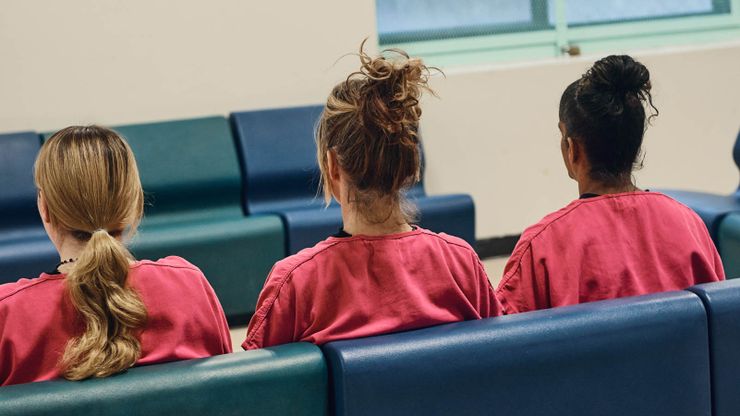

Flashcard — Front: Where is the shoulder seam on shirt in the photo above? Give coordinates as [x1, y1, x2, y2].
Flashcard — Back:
[135, 261, 201, 273]
[496, 201, 584, 293]
[0, 276, 65, 303]
[496, 192, 673, 295]
[246, 230, 472, 347]
[245, 240, 342, 346]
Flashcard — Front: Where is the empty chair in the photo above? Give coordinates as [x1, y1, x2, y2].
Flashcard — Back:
[45, 117, 284, 323]
[323, 291, 710, 416]
[718, 213, 740, 278]
[0, 132, 57, 282]
[0, 343, 328, 416]
[661, 129, 740, 245]
[688, 280, 740, 416]
[231, 105, 475, 255]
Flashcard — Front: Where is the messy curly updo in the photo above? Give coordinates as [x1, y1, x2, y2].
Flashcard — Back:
[559, 55, 659, 185]
[316, 40, 437, 223]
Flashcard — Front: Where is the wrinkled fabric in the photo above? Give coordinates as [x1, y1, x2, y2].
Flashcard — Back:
[244, 228, 500, 349]
[0, 256, 231, 386]
[497, 192, 725, 314]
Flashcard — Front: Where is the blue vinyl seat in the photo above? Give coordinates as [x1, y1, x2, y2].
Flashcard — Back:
[688, 280, 740, 416]
[230, 105, 475, 254]
[323, 291, 711, 416]
[661, 129, 740, 245]
[0, 132, 57, 282]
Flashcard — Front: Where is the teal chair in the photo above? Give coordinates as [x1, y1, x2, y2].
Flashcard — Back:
[0, 343, 328, 416]
[719, 213, 740, 278]
[44, 118, 284, 324]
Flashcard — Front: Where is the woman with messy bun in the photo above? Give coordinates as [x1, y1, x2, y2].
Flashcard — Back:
[0, 126, 231, 386]
[244, 42, 500, 349]
[496, 55, 724, 314]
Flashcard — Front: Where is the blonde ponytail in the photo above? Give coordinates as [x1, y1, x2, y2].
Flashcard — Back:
[35, 125, 146, 380]
[60, 229, 147, 380]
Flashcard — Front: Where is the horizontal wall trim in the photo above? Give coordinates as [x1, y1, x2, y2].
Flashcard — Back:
[476, 235, 521, 259]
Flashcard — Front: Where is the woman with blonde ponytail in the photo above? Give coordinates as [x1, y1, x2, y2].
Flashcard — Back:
[0, 126, 231, 386]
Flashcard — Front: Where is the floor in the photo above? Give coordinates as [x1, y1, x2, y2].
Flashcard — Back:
[229, 256, 511, 352]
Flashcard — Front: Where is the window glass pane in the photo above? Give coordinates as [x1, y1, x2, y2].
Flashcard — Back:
[377, 0, 549, 44]
[548, 0, 724, 26]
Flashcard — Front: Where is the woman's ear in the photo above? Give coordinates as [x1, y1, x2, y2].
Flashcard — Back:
[326, 150, 343, 203]
[326, 150, 341, 183]
[566, 137, 577, 164]
[37, 191, 51, 224]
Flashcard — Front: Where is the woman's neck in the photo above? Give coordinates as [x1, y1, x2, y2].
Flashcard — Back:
[578, 177, 640, 197]
[341, 204, 412, 236]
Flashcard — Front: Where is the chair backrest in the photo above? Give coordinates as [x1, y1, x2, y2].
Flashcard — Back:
[689, 280, 740, 416]
[231, 105, 325, 214]
[0, 343, 328, 416]
[323, 291, 711, 416]
[115, 117, 243, 216]
[0, 132, 42, 230]
[45, 117, 243, 216]
[231, 105, 427, 215]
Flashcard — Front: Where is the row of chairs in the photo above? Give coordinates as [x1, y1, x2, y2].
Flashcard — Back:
[662, 130, 740, 276]
[2, 278, 739, 416]
[0, 106, 475, 323]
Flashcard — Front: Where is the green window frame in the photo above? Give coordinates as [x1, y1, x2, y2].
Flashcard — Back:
[379, 0, 740, 67]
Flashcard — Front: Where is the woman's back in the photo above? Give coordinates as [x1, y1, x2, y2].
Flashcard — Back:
[0, 256, 231, 386]
[497, 192, 724, 313]
[245, 229, 499, 349]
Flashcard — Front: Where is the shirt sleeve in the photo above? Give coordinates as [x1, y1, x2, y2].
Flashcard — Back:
[712, 243, 726, 281]
[473, 256, 504, 318]
[496, 242, 548, 314]
[200, 274, 233, 354]
[242, 269, 298, 350]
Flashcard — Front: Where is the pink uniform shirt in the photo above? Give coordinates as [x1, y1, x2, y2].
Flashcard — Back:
[244, 228, 501, 349]
[0, 256, 232, 386]
[497, 192, 725, 314]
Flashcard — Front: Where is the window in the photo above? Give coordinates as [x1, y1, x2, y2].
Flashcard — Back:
[376, 0, 739, 66]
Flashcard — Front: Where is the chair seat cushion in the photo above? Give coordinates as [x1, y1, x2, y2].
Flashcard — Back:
[131, 212, 284, 324]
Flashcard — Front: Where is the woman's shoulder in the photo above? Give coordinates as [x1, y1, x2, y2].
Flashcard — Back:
[133, 256, 203, 274]
[0, 274, 64, 305]
[268, 239, 339, 282]
[129, 256, 209, 288]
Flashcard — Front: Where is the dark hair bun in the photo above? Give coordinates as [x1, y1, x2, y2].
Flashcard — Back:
[558, 54, 660, 185]
[578, 55, 654, 118]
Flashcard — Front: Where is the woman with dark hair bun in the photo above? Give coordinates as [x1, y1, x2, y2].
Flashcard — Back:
[496, 55, 724, 314]
[243, 43, 501, 350]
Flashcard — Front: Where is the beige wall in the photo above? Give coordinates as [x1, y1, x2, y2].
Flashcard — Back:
[0, 0, 377, 130]
[2, 1, 738, 239]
